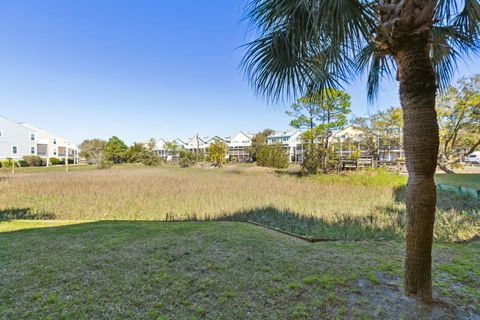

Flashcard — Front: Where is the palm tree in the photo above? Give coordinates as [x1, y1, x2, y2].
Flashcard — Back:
[242, 0, 480, 302]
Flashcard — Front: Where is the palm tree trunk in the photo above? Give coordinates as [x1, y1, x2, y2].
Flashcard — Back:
[395, 37, 439, 303]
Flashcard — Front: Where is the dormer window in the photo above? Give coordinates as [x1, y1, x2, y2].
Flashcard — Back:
[53, 138, 57, 144]
[30, 133, 36, 141]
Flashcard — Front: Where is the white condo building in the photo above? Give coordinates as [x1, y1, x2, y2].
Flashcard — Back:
[0, 115, 79, 163]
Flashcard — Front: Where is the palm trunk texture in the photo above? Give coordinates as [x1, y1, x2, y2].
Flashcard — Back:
[396, 36, 439, 302]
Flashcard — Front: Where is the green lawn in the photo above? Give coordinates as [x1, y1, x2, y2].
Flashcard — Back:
[1, 221, 478, 319]
[435, 173, 480, 190]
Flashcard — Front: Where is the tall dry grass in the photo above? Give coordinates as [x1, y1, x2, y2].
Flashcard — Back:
[0, 166, 477, 241]
[0, 166, 395, 220]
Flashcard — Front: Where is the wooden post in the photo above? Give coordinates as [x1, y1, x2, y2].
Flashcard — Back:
[11, 159, 15, 174]
[66, 143, 69, 173]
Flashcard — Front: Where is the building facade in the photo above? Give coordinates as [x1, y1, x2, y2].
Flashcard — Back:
[0, 116, 79, 163]
[267, 129, 303, 162]
[0, 116, 38, 160]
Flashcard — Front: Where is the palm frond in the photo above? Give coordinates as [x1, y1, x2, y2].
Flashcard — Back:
[355, 42, 395, 102]
[241, 0, 373, 101]
[453, 0, 480, 35]
[431, 25, 480, 90]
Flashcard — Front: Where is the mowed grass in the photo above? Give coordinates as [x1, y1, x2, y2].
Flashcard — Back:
[1, 221, 478, 319]
[435, 173, 480, 189]
[0, 166, 478, 241]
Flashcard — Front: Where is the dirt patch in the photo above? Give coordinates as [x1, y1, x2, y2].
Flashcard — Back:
[354, 273, 479, 319]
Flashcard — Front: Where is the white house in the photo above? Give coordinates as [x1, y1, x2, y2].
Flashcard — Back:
[332, 125, 404, 161]
[154, 138, 170, 160]
[332, 126, 369, 158]
[0, 116, 38, 160]
[20, 123, 79, 164]
[227, 131, 254, 162]
[267, 129, 304, 162]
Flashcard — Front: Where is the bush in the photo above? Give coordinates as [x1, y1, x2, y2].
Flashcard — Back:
[256, 144, 289, 169]
[23, 155, 44, 167]
[18, 160, 29, 167]
[49, 157, 60, 165]
[301, 144, 321, 174]
[97, 158, 113, 169]
[127, 143, 146, 163]
[1, 159, 18, 168]
[179, 150, 196, 168]
[349, 150, 361, 160]
[140, 151, 162, 167]
[208, 139, 228, 167]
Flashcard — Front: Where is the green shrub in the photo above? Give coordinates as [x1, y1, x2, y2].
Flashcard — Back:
[97, 158, 113, 169]
[257, 144, 289, 169]
[18, 160, 29, 167]
[349, 150, 361, 160]
[208, 139, 228, 167]
[127, 143, 146, 163]
[140, 151, 162, 167]
[301, 144, 321, 174]
[23, 155, 44, 167]
[1, 159, 17, 168]
[49, 157, 60, 165]
[179, 150, 196, 168]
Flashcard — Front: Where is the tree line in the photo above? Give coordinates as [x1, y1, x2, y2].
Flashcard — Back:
[78, 136, 230, 168]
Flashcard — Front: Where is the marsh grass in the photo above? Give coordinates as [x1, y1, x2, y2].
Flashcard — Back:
[0, 166, 477, 241]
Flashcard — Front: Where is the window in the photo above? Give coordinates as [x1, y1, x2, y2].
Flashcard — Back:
[53, 149, 57, 156]
[31, 146, 36, 155]
[0, 130, 3, 137]
[12, 145, 18, 155]
[30, 133, 35, 141]
[53, 138, 57, 144]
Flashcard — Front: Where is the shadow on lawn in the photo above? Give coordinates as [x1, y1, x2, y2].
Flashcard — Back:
[216, 185, 478, 241]
[0, 208, 56, 221]
[215, 206, 404, 241]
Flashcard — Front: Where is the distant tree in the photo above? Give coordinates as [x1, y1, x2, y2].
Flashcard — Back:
[249, 129, 274, 161]
[209, 139, 228, 167]
[179, 149, 196, 168]
[127, 143, 147, 163]
[164, 141, 180, 161]
[104, 136, 128, 164]
[371, 107, 403, 154]
[348, 116, 378, 157]
[140, 138, 162, 166]
[301, 89, 351, 173]
[286, 96, 322, 129]
[145, 138, 157, 151]
[257, 144, 289, 169]
[437, 75, 480, 163]
[347, 108, 403, 160]
[139, 151, 161, 167]
[79, 139, 106, 164]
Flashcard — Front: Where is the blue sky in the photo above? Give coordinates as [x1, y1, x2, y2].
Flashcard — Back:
[0, 0, 478, 145]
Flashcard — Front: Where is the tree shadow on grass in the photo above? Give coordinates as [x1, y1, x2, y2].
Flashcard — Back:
[215, 206, 403, 241]
[0, 208, 56, 221]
